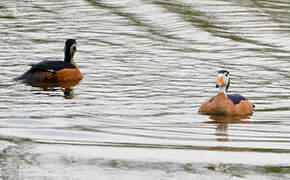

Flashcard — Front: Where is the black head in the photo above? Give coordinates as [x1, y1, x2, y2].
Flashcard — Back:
[65, 39, 76, 48]
[64, 39, 77, 62]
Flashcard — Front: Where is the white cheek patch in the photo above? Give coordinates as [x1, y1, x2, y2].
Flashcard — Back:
[70, 45, 77, 54]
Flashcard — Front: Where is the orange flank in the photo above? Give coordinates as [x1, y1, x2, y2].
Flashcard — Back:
[55, 67, 83, 81]
[198, 93, 253, 115]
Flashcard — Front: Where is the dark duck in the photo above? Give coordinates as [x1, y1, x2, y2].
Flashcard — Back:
[199, 70, 254, 115]
[15, 39, 83, 85]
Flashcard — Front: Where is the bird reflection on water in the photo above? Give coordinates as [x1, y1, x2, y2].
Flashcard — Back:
[22, 79, 82, 99]
[204, 115, 251, 144]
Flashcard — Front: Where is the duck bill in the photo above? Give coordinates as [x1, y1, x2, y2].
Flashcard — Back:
[216, 77, 224, 87]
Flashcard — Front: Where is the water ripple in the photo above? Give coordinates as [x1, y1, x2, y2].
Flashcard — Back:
[0, 0, 290, 179]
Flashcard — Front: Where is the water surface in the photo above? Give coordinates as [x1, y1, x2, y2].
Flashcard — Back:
[1, 0, 290, 179]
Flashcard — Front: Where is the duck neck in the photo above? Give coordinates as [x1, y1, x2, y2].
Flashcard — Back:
[218, 86, 227, 96]
[64, 50, 73, 63]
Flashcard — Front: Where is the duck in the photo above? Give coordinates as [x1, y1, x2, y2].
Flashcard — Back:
[198, 70, 254, 115]
[15, 39, 83, 83]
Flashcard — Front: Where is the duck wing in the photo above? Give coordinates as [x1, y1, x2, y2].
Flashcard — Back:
[30, 61, 76, 73]
[227, 94, 246, 105]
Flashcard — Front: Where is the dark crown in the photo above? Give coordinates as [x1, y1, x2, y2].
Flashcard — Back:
[218, 70, 229, 75]
[65, 39, 76, 48]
